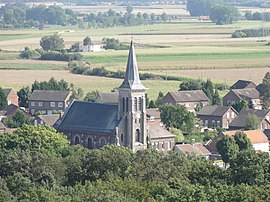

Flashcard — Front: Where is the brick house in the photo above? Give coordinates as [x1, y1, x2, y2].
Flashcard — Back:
[206, 130, 269, 154]
[174, 143, 211, 159]
[33, 114, 62, 126]
[28, 90, 73, 115]
[229, 108, 270, 130]
[3, 88, 18, 106]
[230, 80, 257, 90]
[223, 88, 262, 109]
[197, 105, 238, 129]
[162, 90, 209, 112]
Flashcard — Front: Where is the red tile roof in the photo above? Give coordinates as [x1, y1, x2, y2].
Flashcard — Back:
[223, 130, 269, 144]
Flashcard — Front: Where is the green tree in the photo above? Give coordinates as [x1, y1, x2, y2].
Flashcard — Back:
[187, 0, 222, 16]
[4, 109, 30, 128]
[40, 34, 64, 51]
[17, 86, 31, 108]
[159, 104, 195, 134]
[245, 11, 253, 20]
[212, 88, 221, 105]
[148, 100, 157, 108]
[171, 128, 185, 142]
[234, 131, 253, 151]
[155, 91, 164, 107]
[216, 135, 239, 167]
[260, 72, 270, 109]
[229, 150, 267, 185]
[203, 79, 214, 101]
[0, 125, 69, 156]
[232, 99, 248, 112]
[210, 4, 239, 25]
[245, 114, 260, 130]
[179, 80, 202, 91]
[83, 36, 92, 46]
[126, 5, 133, 14]
[19, 47, 40, 59]
[84, 91, 100, 102]
[0, 88, 8, 110]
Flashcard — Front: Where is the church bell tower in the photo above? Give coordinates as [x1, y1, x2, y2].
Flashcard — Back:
[118, 41, 147, 152]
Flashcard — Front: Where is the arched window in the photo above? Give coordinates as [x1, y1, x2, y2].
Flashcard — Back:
[136, 129, 140, 142]
[74, 136, 80, 145]
[87, 137, 93, 149]
[139, 97, 142, 111]
[122, 97, 125, 112]
[120, 133, 124, 142]
[134, 97, 138, 111]
[126, 97, 129, 112]
[100, 138, 106, 147]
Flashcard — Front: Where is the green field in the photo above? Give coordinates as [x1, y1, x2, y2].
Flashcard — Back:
[0, 5, 269, 98]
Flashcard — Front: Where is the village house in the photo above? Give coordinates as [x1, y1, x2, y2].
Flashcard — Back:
[223, 88, 262, 109]
[174, 143, 211, 160]
[33, 114, 62, 126]
[197, 105, 238, 129]
[3, 88, 18, 106]
[162, 90, 209, 112]
[230, 80, 257, 90]
[229, 108, 270, 130]
[55, 41, 175, 153]
[206, 130, 269, 155]
[28, 90, 73, 115]
[79, 44, 102, 52]
[0, 104, 30, 121]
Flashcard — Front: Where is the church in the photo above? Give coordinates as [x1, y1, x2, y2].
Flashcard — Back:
[56, 41, 175, 152]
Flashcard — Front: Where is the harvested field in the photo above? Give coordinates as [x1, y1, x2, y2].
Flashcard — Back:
[0, 70, 180, 99]
[152, 68, 270, 84]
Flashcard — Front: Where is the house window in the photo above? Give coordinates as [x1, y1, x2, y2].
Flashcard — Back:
[227, 113, 230, 119]
[31, 109, 35, 115]
[168, 141, 172, 150]
[87, 137, 93, 149]
[162, 142, 165, 150]
[74, 136, 80, 145]
[217, 121, 221, 128]
[50, 102, 55, 107]
[205, 120, 208, 127]
[212, 120, 215, 128]
[134, 97, 138, 111]
[231, 112, 234, 118]
[100, 138, 106, 147]
[120, 133, 124, 142]
[38, 102, 43, 107]
[31, 102, 35, 107]
[58, 102, 63, 107]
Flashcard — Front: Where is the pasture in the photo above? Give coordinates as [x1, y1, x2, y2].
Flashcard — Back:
[0, 4, 269, 98]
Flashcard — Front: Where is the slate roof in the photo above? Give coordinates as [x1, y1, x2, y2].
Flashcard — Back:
[166, 90, 209, 102]
[119, 41, 145, 90]
[2, 104, 18, 116]
[229, 108, 270, 128]
[99, 92, 119, 104]
[230, 80, 257, 90]
[197, 105, 236, 117]
[29, 90, 71, 101]
[57, 101, 119, 134]
[174, 143, 211, 156]
[146, 108, 160, 119]
[148, 121, 175, 139]
[231, 88, 260, 100]
[38, 114, 61, 126]
[223, 130, 268, 144]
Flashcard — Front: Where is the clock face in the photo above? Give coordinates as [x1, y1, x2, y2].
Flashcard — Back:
[136, 113, 141, 119]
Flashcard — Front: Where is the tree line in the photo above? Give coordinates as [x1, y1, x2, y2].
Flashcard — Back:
[0, 124, 270, 201]
[0, 4, 77, 28]
[187, 0, 239, 25]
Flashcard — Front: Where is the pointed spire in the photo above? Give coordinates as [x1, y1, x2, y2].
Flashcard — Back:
[119, 41, 145, 90]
